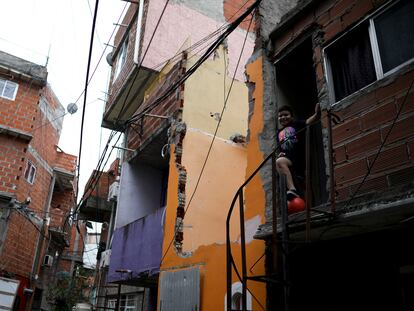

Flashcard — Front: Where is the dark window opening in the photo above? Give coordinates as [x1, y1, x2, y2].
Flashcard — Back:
[31, 288, 43, 310]
[375, 0, 414, 73]
[275, 38, 328, 206]
[326, 0, 414, 102]
[326, 23, 376, 101]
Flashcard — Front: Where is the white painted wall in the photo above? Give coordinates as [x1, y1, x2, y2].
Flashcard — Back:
[115, 162, 164, 228]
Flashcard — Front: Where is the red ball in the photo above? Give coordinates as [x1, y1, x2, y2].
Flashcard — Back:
[287, 197, 306, 214]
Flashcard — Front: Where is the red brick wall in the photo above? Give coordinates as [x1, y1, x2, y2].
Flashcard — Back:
[0, 135, 26, 194]
[126, 58, 185, 152]
[0, 212, 39, 277]
[0, 80, 41, 133]
[0, 78, 77, 285]
[105, 3, 139, 118]
[332, 71, 414, 201]
[55, 151, 77, 173]
[270, 0, 414, 202]
[84, 171, 110, 199]
[223, 0, 256, 31]
[49, 190, 74, 229]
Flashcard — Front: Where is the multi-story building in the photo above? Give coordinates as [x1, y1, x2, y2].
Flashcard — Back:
[79, 0, 269, 310]
[0, 51, 79, 310]
[234, 0, 414, 310]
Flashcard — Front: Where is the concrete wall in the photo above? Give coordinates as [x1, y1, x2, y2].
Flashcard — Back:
[142, 0, 254, 81]
[183, 46, 249, 140]
[159, 41, 265, 310]
[116, 162, 164, 228]
[105, 0, 256, 116]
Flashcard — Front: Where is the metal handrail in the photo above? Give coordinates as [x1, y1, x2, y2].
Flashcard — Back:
[226, 120, 336, 311]
[226, 145, 279, 311]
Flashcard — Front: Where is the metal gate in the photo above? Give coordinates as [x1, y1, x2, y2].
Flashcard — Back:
[159, 266, 199, 311]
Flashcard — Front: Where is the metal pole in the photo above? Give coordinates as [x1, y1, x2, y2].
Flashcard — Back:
[115, 284, 121, 311]
[327, 111, 336, 215]
[280, 174, 290, 311]
[226, 205, 233, 311]
[271, 152, 278, 273]
[239, 190, 247, 311]
[305, 125, 311, 241]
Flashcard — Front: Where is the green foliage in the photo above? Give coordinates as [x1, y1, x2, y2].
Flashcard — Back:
[47, 269, 90, 311]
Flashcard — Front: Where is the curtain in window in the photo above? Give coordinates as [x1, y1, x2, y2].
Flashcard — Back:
[328, 24, 376, 101]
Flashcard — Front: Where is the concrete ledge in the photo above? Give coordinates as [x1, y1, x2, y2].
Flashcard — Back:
[0, 51, 47, 86]
[0, 124, 32, 142]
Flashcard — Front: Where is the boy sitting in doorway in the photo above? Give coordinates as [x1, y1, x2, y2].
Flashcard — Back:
[276, 103, 321, 200]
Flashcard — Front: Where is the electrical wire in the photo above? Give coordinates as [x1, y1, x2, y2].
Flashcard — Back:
[124, 0, 261, 128]
[73, 0, 255, 216]
[147, 0, 253, 73]
[113, 0, 171, 125]
[70, 0, 173, 219]
[76, 0, 100, 204]
[344, 78, 414, 209]
[71, 2, 128, 107]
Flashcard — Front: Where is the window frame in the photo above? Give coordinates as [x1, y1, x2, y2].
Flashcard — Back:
[0, 79, 18, 101]
[323, 0, 414, 104]
[24, 161, 37, 184]
[114, 37, 129, 80]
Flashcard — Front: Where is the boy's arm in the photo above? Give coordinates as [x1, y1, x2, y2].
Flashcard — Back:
[306, 103, 321, 125]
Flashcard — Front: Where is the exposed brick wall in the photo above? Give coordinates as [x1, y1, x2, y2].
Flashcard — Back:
[83, 158, 120, 201]
[0, 135, 26, 194]
[0, 79, 41, 133]
[54, 151, 77, 173]
[332, 71, 414, 201]
[223, 0, 256, 31]
[0, 212, 39, 277]
[105, 3, 139, 118]
[0, 76, 77, 302]
[126, 57, 185, 152]
[84, 171, 110, 199]
[49, 190, 74, 229]
[269, 0, 414, 203]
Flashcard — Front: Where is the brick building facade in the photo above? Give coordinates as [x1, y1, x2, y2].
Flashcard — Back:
[237, 0, 414, 310]
[0, 51, 79, 310]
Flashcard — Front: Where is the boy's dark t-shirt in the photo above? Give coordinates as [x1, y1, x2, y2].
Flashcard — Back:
[277, 120, 306, 174]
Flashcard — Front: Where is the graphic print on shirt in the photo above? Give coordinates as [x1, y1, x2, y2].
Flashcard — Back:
[278, 126, 297, 153]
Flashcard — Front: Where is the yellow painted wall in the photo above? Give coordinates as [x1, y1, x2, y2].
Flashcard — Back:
[159, 51, 267, 310]
[183, 46, 249, 140]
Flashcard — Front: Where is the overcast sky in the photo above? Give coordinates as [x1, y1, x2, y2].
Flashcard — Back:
[0, 0, 126, 201]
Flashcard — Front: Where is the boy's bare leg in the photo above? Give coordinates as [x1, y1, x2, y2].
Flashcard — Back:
[276, 157, 296, 190]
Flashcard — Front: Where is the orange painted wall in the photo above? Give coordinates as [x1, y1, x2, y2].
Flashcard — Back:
[159, 56, 267, 310]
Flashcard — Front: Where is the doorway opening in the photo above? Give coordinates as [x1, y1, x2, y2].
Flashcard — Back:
[275, 37, 328, 206]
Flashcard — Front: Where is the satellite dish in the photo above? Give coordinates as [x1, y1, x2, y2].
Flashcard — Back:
[67, 103, 78, 114]
[106, 52, 114, 66]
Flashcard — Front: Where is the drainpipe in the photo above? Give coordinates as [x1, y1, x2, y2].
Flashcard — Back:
[70, 225, 81, 275]
[28, 173, 56, 309]
[133, 0, 145, 64]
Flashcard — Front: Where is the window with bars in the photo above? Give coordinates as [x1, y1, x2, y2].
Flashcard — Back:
[106, 294, 138, 311]
[0, 79, 18, 100]
[325, 0, 414, 102]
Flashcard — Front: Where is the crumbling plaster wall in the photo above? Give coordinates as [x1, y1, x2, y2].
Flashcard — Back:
[246, 0, 300, 226]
